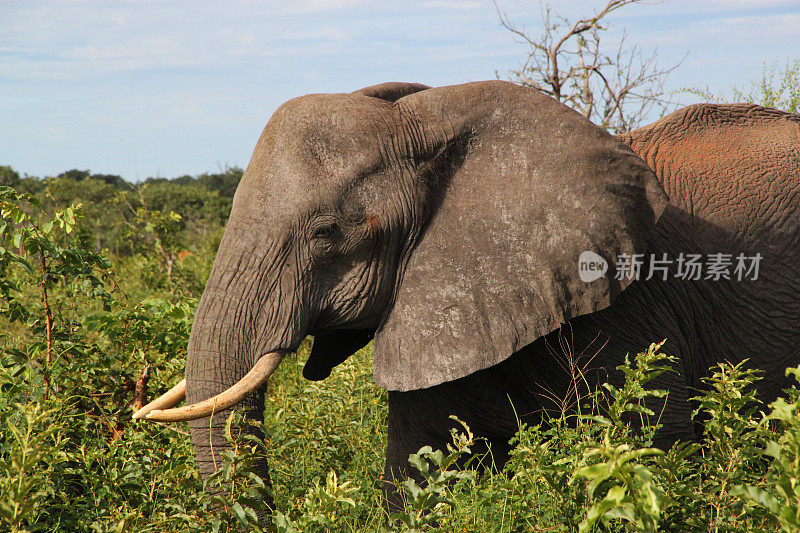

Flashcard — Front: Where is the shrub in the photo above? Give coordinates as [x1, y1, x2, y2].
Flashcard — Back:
[3, 183, 800, 531]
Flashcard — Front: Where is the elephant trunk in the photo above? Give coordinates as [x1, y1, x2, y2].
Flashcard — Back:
[182, 300, 277, 512]
[185, 361, 272, 506]
[169, 227, 299, 515]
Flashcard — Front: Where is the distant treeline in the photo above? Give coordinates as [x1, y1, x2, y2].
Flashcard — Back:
[0, 164, 242, 255]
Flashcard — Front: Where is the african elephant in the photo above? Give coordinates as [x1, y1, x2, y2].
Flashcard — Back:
[134, 81, 800, 512]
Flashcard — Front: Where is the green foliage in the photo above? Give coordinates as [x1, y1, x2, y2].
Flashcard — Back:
[201, 411, 274, 532]
[274, 470, 359, 532]
[0, 166, 20, 188]
[0, 163, 238, 268]
[690, 361, 772, 529]
[139, 181, 229, 229]
[52, 169, 130, 190]
[391, 418, 478, 530]
[0, 187, 205, 531]
[357, 345, 797, 532]
[0, 402, 65, 532]
[264, 342, 389, 530]
[733, 367, 800, 531]
[571, 344, 674, 532]
[685, 57, 800, 114]
[573, 441, 666, 533]
[195, 167, 244, 199]
[152, 166, 242, 201]
[43, 176, 123, 252]
[3, 167, 800, 531]
[386, 342, 677, 532]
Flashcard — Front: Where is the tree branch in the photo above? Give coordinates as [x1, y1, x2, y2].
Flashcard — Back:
[496, 0, 682, 132]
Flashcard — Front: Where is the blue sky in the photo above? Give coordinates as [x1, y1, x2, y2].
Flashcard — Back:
[2, 0, 799, 181]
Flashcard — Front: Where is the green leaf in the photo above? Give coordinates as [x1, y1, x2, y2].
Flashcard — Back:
[733, 485, 782, 515]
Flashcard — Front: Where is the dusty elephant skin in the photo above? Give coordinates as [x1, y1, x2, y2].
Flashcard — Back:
[139, 81, 800, 513]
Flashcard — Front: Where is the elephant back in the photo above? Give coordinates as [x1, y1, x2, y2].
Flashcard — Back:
[619, 104, 800, 388]
[619, 104, 800, 257]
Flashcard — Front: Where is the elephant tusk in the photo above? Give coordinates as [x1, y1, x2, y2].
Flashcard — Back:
[132, 379, 186, 420]
[143, 352, 284, 423]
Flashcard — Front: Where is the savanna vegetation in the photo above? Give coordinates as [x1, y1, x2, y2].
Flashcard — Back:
[2, 1, 800, 529]
[2, 182, 800, 532]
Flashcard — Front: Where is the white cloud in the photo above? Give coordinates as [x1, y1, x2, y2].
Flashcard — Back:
[714, 11, 800, 37]
[263, 0, 369, 13]
[421, 1, 481, 9]
[282, 27, 352, 41]
[2, 0, 798, 179]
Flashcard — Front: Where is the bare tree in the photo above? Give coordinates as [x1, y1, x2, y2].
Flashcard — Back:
[497, 0, 684, 133]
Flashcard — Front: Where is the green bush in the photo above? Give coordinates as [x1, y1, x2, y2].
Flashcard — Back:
[4, 182, 800, 531]
[685, 57, 800, 114]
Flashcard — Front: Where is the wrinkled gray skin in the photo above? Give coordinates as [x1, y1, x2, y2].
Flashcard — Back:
[617, 104, 800, 396]
[184, 81, 800, 512]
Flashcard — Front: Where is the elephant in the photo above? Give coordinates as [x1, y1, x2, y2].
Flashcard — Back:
[134, 81, 800, 513]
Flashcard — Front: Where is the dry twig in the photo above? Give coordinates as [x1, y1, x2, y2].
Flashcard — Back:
[496, 0, 684, 133]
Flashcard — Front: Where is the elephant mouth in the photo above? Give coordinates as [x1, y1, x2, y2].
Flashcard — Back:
[132, 350, 285, 422]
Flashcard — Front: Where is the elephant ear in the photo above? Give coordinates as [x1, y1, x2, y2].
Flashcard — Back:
[373, 81, 668, 391]
[353, 82, 430, 102]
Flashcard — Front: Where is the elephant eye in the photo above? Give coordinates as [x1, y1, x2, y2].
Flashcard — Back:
[312, 223, 338, 240]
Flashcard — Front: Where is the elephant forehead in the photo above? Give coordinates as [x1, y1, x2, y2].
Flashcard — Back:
[269, 92, 399, 156]
[233, 94, 397, 218]
[232, 160, 359, 226]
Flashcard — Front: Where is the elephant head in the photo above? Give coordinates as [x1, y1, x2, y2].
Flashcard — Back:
[135, 80, 667, 501]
